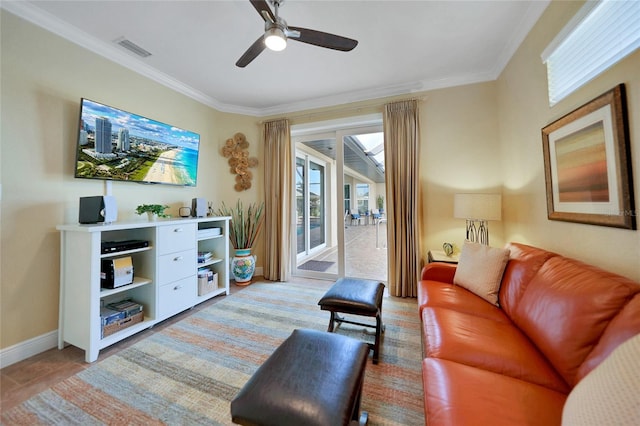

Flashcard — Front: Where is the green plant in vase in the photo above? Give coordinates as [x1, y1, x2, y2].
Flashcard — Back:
[216, 200, 265, 285]
[135, 204, 170, 220]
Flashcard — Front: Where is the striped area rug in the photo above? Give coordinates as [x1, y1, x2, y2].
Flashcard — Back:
[3, 281, 424, 425]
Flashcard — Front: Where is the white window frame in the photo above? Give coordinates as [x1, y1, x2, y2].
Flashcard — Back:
[541, 0, 640, 106]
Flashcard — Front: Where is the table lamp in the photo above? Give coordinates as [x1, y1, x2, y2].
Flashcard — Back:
[454, 193, 502, 245]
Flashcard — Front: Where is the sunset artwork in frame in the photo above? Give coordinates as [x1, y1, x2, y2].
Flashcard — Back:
[541, 84, 635, 229]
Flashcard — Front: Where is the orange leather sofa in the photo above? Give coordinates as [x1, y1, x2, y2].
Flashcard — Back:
[418, 242, 640, 426]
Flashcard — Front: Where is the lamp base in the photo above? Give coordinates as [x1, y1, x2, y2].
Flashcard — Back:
[465, 220, 490, 245]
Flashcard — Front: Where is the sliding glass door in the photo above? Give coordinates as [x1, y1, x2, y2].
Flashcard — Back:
[291, 120, 387, 283]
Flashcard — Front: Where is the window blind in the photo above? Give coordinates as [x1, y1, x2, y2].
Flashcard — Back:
[541, 0, 640, 106]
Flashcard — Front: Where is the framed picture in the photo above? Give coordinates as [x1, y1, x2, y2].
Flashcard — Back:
[541, 84, 635, 229]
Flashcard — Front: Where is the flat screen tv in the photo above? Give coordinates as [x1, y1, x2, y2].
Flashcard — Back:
[74, 98, 200, 186]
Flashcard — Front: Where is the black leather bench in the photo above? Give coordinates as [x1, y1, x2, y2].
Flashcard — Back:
[318, 277, 385, 364]
[230, 329, 370, 426]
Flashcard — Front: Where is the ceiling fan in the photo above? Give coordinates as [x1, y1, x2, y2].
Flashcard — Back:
[236, 0, 358, 68]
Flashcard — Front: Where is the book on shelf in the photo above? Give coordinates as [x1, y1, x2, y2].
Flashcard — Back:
[107, 299, 143, 318]
[198, 251, 213, 263]
[100, 307, 126, 326]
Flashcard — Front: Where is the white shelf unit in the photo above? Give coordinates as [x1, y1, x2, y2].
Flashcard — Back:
[195, 223, 228, 302]
[57, 216, 230, 362]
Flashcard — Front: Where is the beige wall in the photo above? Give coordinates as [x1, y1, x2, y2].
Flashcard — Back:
[497, 0, 640, 281]
[281, 82, 504, 259]
[2, 0, 639, 354]
[0, 11, 262, 349]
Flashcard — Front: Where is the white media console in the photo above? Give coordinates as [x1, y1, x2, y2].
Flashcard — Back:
[57, 216, 231, 362]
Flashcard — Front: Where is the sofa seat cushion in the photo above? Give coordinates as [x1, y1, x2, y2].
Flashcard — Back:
[418, 281, 511, 323]
[423, 358, 567, 426]
[422, 307, 569, 393]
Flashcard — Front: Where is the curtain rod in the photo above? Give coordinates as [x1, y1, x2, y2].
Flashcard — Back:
[259, 96, 427, 124]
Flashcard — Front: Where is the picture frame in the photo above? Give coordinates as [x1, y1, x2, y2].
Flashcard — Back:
[541, 84, 635, 229]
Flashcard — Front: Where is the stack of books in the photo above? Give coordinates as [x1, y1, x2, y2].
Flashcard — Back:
[100, 307, 125, 327]
[107, 299, 143, 317]
[101, 299, 144, 338]
[198, 251, 213, 263]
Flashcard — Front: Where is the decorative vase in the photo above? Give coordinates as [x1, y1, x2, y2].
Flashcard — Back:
[443, 242, 454, 256]
[146, 212, 157, 221]
[231, 248, 256, 285]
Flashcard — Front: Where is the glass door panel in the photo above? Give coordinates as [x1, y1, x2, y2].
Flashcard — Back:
[294, 147, 333, 278]
[342, 130, 387, 282]
[295, 157, 306, 255]
[309, 161, 325, 250]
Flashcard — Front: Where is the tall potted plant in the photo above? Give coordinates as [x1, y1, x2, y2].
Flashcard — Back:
[216, 200, 265, 285]
[376, 195, 384, 213]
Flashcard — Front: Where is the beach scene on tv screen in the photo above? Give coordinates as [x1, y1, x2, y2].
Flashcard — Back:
[75, 99, 199, 186]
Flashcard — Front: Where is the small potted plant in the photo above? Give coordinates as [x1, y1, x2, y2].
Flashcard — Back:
[377, 195, 384, 213]
[135, 204, 170, 221]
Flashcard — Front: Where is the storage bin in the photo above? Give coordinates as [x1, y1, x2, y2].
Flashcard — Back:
[102, 311, 143, 338]
[198, 271, 219, 296]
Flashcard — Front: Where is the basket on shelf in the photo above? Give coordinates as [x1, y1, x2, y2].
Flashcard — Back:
[102, 311, 143, 338]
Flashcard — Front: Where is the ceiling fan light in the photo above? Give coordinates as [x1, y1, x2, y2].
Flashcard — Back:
[265, 27, 287, 51]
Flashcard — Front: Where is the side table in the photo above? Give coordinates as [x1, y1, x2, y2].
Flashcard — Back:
[428, 249, 460, 264]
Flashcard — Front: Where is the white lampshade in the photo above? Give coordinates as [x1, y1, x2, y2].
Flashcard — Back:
[454, 193, 502, 221]
[265, 27, 287, 51]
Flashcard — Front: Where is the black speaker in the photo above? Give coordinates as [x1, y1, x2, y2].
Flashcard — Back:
[79, 196, 117, 224]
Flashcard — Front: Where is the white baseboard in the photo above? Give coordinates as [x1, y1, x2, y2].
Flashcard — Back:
[1, 273, 256, 369]
[0, 330, 58, 369]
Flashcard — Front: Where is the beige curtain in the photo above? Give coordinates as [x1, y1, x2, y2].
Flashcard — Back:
[383, 100, 421, 297]
[262, 119, 292, 281]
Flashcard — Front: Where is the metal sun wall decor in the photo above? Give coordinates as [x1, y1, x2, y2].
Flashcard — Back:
[222, 132, 259, 191]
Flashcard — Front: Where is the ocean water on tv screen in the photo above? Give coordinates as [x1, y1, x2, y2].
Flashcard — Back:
[75, 99, 200, 186]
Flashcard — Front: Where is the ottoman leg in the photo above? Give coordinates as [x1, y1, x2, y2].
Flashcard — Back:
[373, 314, 382, 364]
[328, 311, 336, 332]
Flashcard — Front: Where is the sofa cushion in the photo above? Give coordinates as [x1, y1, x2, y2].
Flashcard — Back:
[576, 293, 640, 383]
[499, 243, 557, 318]
[511, 256, 640, 387]
[423, 358, 566, 426]
[417, 280, 511, 323]
[422, 307, 569, 393]
[562, 334, 640, 426]
[453, 242, 510, 306]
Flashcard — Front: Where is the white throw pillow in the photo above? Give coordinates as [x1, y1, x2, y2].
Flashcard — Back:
[453, 242, 510, 306]
[562, 334, 640, 426]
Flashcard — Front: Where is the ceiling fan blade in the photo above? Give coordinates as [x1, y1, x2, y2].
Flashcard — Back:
[287, 26, 358, 51]
[236, 36, 266, 68]
[250, 0, 275, 22]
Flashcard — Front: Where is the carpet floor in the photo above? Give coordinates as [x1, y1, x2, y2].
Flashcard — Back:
[2, 282, 424, 425]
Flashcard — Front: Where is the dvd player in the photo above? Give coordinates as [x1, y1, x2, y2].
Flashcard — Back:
[101, 239, 149, 254]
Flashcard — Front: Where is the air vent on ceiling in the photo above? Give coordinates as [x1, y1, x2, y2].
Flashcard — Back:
[114, 37, 152, 58]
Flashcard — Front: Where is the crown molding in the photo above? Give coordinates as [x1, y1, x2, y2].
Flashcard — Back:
[490, 0, 550, 78]
[0, 1, 258, 113]
[2, 1, 537, 118]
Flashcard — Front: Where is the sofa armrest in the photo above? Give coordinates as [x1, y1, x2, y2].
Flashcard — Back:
[421, 263, 457, 284]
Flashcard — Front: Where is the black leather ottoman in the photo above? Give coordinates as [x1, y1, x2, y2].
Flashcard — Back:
[230, 329, 369, 426]
[318, 277, 385, 364]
